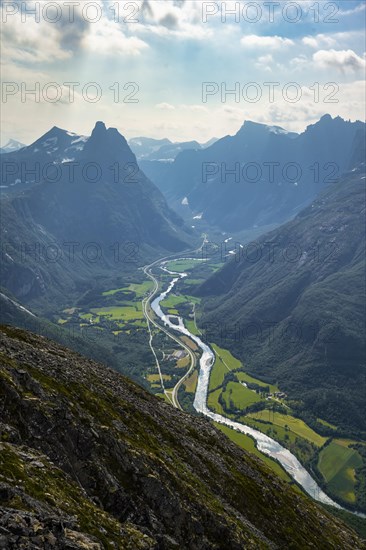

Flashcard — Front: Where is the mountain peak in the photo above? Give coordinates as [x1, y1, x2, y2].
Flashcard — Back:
[94, 121, 107, 132]
[304, 114, 360, 135]
[82, 122, 136, 166]
[237, 120, 292, 137]
[89, 121, 108, 139]
[240, 120, 267, 130]
[320, 113, 333, 122]
[49, 125, 67, 134]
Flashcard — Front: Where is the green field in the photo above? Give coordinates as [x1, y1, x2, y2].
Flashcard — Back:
[215, 423, 292, 483]
[183, 278, 205, 285]
[207, 388, 225, 415]
[208, 344, 278, 415]
[102, 281, 152, 297]
[209, 344, 278, 393]
[166, 308, 179, 315]
[318, 439, 363, 503]
[90, 306, 143, 321]
[223, 381, 262, 410]
[102, 287, 125, 296]
[61, 281, 151, 332]
[79, 312, 94, 320]
[126, 281, 153, 297]
[160, 293, 200, 310]
[248, 411, 327, 447]
[177, 355, 190, 368]
[209, 344, 241, 390]
[235, 371, 279, 394]
[147, 374, 171, 383]
[165, 259, 206, 272]
[185, 319, 200, 336]
[184, 371, 198, 393]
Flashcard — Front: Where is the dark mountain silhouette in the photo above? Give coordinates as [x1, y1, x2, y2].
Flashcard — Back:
[148, 115, 365, 231]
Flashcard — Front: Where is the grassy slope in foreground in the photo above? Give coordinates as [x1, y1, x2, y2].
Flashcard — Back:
[0, 325, 364, 549]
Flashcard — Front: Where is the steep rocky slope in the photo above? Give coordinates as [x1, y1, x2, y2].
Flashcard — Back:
[0, 326, 364, 548]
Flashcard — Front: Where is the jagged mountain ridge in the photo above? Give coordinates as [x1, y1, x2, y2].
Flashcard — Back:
[148, 115, 365, 231]
[0, 122, 194, 303]
[129, 136, 203, 161]
[0, 325, 363, 549]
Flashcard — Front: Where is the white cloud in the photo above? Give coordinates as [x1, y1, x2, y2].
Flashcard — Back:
[302, 31, 364, 50]
[313, 49, 366, 73]
[155, 103, 208, 113]
[132, 0, 212, 41]
[155, 102, 176, 110]
[302, 34, 337, 49]
[1, 1, 149, 65]
[255, 54, 274, 72]
[180, 104, 208, 113]
[290, 55, 309, 67]
[240, 35, 294, 49]
[339, 3, 366, 16]
[258, 54, 273, 64]
[83, 18, 149, 56]
[0, 12, 73, 63]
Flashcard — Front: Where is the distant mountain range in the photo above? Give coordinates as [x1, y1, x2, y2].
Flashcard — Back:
[145, 115, 365, 232]
[128, 136, 218, 161]
[128, 136, 219, 190]
[0, 138, 26, 154]
[197, 167, 366, 435]
[0, 122, 194, 304]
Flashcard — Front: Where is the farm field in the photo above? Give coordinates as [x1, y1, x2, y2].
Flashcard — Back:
[165, 259, 207, 272]
[59, 280, 151, 329]
[209, 344, 279, 391]
[235, 371, 279, 394]
[248, 411, 327, 447]
[176, 355, 190, 368]
[90, 306, 143, 321]
[318, 439, 363, 504]
[102, 281, 152, 298]
[181, 336, 199, 351]
[184, 370, 198, 393]
[185, 319, 201, 336]
[146, 374, 171, 383]
[183, 278, 206, 285]
[209, 344, 241, 389]
[223, 381, 262, 410]
[207, 388, 225, 415]
[159, 293, 200, 310]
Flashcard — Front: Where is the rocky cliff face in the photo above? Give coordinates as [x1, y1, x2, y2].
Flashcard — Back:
[0, 326, 363, 549]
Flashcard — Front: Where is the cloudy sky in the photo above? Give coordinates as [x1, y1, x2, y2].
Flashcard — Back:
[1, 0, 365, 144]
